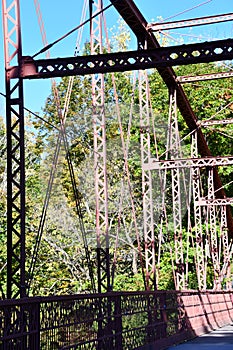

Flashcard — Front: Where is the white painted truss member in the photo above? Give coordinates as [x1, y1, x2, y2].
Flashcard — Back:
[143, 156, 233, 170]
[196, 198, 233, 206]
[139, 70, 156, 290]
[191, 131, 206, 290]
[168, 88, 185, 290]
[91, 0, 110, 293]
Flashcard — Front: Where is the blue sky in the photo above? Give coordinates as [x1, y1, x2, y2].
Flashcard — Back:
[0, 0, 233, 116]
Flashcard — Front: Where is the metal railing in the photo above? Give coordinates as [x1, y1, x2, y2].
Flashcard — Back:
[0, 290, 233, 349]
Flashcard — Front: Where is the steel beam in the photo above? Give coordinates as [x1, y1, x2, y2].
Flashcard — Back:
[191, 132, 206, 290]
[207, 168, 221, 290]
[168, 88, 185, 290]
[220, 206, 231, 289]
[148, 13, 233, 31]
[3, 0, 26, 299]
[201, 119, 233, 126]
[7, 38, 233, 79]
[197, 198, 233, 206]
[139, 70, 156, 291]
[90, 0, 111, 294]
[143, 156, 233, 170]
[177, 71, 233, 83]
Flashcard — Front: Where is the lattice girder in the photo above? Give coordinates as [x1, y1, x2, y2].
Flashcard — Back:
[139, 70, 156, 290]
[168, 88, 185, 290]
[207, 168, 221, 290]
[3, 0, 26, 299]
[191, 132, 206, 290]
[90, 0, 110, 293]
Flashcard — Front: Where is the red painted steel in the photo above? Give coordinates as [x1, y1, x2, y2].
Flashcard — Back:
[0, 290, 232, 349]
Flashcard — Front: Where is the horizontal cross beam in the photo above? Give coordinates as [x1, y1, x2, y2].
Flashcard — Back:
[196, 198, 233, 206]
[148, 13, 233, 31]
[143, 156, 233, 170]
[177, 71, 233, 83]
[200, 119, 233, 126]
[9, 38, 233, 79]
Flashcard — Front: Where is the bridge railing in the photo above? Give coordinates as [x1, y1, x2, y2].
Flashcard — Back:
[0, 290, 233, 349]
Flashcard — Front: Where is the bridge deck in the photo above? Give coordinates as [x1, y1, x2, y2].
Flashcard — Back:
[168, 324, 233, 349]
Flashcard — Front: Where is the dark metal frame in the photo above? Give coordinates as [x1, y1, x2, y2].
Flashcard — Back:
[9, 38, 233, 79]
[2, 0, 26, 299]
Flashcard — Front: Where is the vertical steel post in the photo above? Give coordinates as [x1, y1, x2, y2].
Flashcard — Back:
[90, 3, 112, 347]
[191, 131, 206, 290]
[2, 0, 26, 298]
[90, 0, 110, 293]
[168, 88, 185, 290]
[220, 205, 231, 289]
[207, 168, 221, 289]
[139, 70, 156, 291]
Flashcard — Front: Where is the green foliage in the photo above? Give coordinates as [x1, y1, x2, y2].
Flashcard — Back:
[113, 273, 144, 291]
[157, 250, 175, 290]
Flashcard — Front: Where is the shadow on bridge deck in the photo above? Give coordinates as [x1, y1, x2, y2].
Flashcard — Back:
[167, 324, 233, 349]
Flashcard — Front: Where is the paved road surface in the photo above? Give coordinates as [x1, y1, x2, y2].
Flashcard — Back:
[167, 324, 233, 349]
